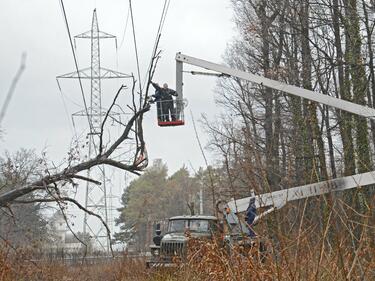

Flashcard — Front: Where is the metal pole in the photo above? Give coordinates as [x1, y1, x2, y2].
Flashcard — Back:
[176, 58, 183, 100]
[199, 187, 203, 215]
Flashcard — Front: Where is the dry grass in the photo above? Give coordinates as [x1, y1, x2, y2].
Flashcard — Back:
[1, 235, 373, 281]
[182, 234, 375, 281]
[1, 208, 374, 281]
[0, 251, 150, 281]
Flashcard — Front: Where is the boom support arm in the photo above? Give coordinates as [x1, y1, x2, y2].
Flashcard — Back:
[175, 52, 375, 236]
[175, 53, 375, 119]
[228, 171, 375, 213]
[219, 171, 375, 235]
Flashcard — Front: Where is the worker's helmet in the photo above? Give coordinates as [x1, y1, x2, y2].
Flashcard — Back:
[163, 83, 168, 89]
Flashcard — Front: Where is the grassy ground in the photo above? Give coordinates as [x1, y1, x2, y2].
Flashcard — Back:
[1, 236, 374, 281]
[1, 208, 374, 281]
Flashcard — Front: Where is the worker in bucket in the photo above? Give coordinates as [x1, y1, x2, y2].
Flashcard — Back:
[150, 82, 164, 121]
[151, 81, 177, 121]
[245, 197, 257, 238]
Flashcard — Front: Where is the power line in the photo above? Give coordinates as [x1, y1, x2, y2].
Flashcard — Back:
[59, 0, 94, 133]
[129, 0, 143, 96]
[116, 3, 131, 84]
[57, 84, 85, 109]
[142, 0, 171, 87]
[152, 0, 169, 53]
[56, 79, 84, 147]
[57, 80, 75, 136]
[119, 4, 131, 49]
[160, 0, 171, 33]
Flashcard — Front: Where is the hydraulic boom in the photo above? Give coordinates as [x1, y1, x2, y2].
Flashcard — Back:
[223, 171, 375, 234]
[175, 52, 375, 235]
[175, 53, 375, 119]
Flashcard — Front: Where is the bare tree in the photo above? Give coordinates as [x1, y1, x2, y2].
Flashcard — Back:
[0, 48, 163, 254]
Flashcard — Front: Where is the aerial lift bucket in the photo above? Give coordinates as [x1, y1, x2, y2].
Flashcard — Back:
[156, 99, 185, 127]
[156, 58, 185, 127]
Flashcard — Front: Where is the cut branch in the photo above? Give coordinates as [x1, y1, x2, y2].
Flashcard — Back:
[99, 85, 126, 155]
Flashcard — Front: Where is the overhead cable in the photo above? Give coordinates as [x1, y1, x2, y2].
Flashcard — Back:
[143, 0, 171, 87]
[59, 0, 94, 133]
[129, 0, 143, 97]
[119, 4, 131, 49]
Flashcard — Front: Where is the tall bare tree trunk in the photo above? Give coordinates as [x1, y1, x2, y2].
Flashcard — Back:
[361, 0, 375, 245]
[257, 1, 278, 190]
[300, 1, 328, 182]
[332, 0, 356, 178]
[345, 0, 372, 214]
[288, 30, 305, 185]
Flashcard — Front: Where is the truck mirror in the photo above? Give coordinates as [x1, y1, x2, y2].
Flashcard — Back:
[155, 223, 161, 236]
[218, 221, 224, 233]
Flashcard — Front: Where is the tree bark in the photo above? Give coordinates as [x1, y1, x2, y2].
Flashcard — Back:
[300, 1, 328, 183]
[332, 0, 356, 177]
[345, 0, 372, 214]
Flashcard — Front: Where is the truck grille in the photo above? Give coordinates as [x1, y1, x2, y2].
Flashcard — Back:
[160, 241, 185, 256]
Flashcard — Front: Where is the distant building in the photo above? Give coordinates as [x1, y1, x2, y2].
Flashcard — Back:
[47, 211, 83, 253]
[49, 210, 66, 247]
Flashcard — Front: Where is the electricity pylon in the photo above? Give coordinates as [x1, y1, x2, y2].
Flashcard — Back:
[57, 9, 131, 253]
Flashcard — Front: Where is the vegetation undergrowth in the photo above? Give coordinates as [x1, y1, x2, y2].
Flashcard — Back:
[1, 226, 374, 281]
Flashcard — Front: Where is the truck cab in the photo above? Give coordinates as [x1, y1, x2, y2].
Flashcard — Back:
[147, 215, 219, 267]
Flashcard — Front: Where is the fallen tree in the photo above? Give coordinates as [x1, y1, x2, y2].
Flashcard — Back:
[0, 43, 162, 253]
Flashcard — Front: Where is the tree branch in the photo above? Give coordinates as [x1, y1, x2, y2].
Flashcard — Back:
[99, 85, 126, 155]
[102, 103, 150, 158]
[14, 195, 114, 256]
[68, 174, 101, 185]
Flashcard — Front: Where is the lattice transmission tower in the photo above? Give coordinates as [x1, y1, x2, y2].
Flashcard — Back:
[57, 9, 131, 253]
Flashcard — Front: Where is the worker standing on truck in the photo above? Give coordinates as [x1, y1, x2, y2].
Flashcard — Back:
[245, 198, 257, 238]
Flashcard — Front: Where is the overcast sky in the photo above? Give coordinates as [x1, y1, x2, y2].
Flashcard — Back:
[1, 0, 236, 174]
[0, 1, 236, 235]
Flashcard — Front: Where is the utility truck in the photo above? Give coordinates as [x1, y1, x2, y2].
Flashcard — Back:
[146, 53, 375, 267]
[147, 172, 374, 267]
[147, 215, 219, 267]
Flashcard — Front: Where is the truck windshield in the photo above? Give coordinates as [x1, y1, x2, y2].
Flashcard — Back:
[189, 220, 209, 233]
[168, 220, 186, 233]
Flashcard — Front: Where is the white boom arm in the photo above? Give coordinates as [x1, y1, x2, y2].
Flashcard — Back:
[175, 53, 375, 119]
[227, 171, 375, 213]
[219, 171, 375, 234]
[175, 52, 375, 234]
